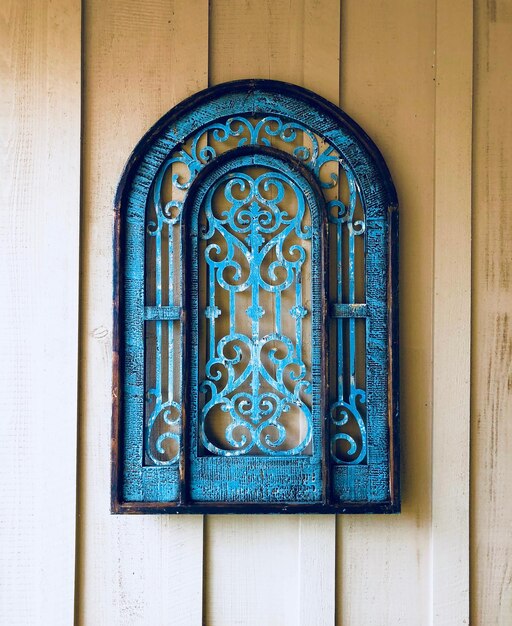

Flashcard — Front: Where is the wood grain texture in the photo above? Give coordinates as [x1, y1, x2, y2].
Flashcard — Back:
[471, 0, 512, 623]
[432, 2, 473, 623]
[209, 0, 340, 95]
[0, 0, 81, 624]
[205, 515, 301, 626]
[206, 2, 339, 624]
[6, 0, 508, 622]
[338, 1, 435, 623]
[77, 1, 207, 624]
[299, 515, 336, 626]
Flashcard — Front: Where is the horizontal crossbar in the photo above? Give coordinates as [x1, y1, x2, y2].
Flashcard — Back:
[144, 306, 181, 321]
[330, 304, 368, 318]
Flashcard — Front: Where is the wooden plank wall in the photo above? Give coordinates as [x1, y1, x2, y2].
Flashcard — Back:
[4, 0, 511, 624]
[338, 2, 436, 623]
[77, 0, 470, 624]
[0, 1, 81, 625]
[432, 2, 473, 623]
[471, 0, 512, 623]
[77, 2, 207, 624]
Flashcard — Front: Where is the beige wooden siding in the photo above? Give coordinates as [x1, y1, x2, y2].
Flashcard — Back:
[1, 1, 511, 625]
[78, 2, 207, 624]
[339, 3, 436, 622]
[472, 0, 512, 623]
[0, 1, 81, 624]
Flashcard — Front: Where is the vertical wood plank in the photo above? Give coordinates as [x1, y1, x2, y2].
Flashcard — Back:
[303, 0, 341, 104]
[205, 515, 301, 626]
[338, 1, 436, 624]
[299, 516, 336, 626]
[300, 3, 339, 624]
[209, 0, 306, 85]
[0, 0, 81, 624]
[432, 2, 473, 624]
[77, 1, 207, 624]
[207, 2, 338, 625]
[471, 1, 512, 623]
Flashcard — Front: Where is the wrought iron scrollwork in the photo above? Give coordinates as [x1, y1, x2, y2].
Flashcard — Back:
[327, 161, 367, 464]
[198, 171, 313, 456]
[144, 113, 368, 466]
[152, 116, 339, 205]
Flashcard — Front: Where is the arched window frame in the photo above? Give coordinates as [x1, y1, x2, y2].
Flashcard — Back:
[112, 79, 399, 514]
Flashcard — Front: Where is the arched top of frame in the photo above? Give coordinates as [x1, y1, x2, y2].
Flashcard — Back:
[115, 79, 398, 217]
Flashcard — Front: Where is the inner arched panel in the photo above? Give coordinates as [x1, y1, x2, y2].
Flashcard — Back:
[197, 166, 313, 457]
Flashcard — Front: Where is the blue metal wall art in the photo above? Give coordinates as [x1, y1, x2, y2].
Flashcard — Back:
[112, 80, 399, 513]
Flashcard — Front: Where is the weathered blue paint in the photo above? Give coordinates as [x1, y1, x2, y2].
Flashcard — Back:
[326, 164, 367, 467]
[196, 164, 315, 457]
[187, 151, 324, 502]
[114, 79, 399, 513]
[144, 306, 181, 320]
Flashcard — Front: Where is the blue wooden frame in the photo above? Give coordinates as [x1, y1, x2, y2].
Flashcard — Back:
[186, 148, 326, 503]
[112, 79, 399, 514]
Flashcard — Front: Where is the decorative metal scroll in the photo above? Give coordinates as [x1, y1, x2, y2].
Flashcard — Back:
[197, 169, 314, 456]
[145, 116, 367, 466]
[326, 166, 367, 465]
[114, 80, 399, 512]
[152, 116, 340, 195]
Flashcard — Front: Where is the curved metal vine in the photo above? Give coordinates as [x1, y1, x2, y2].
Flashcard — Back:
[198, 171, 312, 456]
[144, 115, 368, 465]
